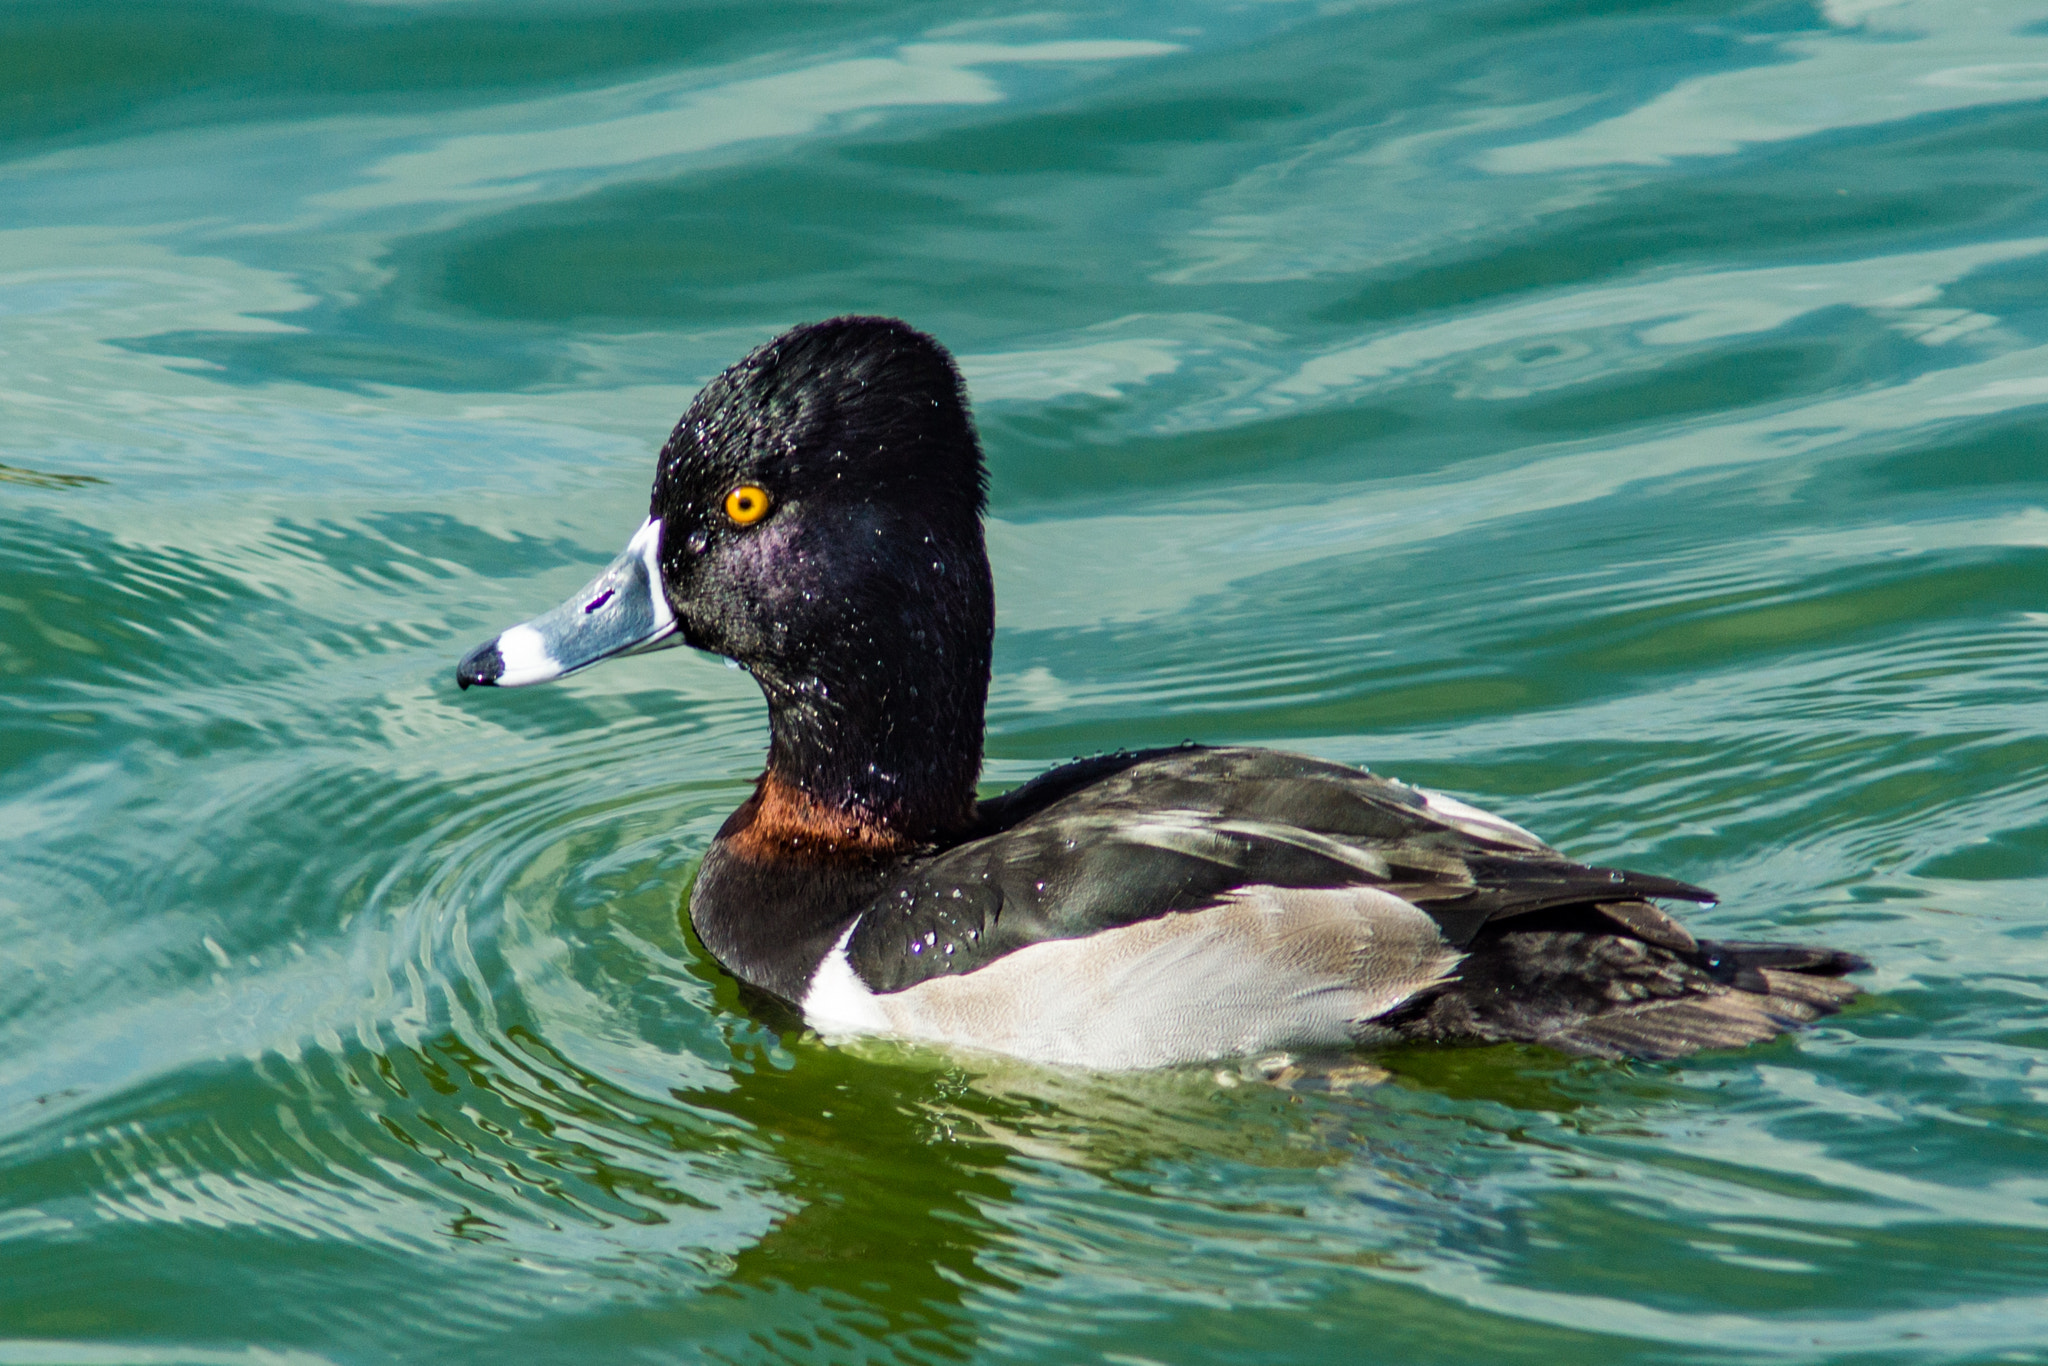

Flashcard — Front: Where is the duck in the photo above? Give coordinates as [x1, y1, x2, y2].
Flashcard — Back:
[455, 315, 1865, 1070]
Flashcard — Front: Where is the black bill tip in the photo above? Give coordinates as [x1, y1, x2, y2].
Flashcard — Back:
[456, 640, 504, 690]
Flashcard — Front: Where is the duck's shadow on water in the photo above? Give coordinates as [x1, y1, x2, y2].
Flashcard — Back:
[242, 832, 1771, 1362]
[503, 910, 1712, 1362]
[313, 839, 1787, 1360]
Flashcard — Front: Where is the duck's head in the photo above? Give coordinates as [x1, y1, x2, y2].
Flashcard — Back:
[457, 316, 994, 837]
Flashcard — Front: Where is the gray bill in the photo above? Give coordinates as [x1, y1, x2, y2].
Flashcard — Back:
[456, 516, 678, 688]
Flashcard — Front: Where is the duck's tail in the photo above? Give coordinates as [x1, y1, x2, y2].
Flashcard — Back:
[1545, 938, 1866, 1060]
[1391, 907, 1868, 1059]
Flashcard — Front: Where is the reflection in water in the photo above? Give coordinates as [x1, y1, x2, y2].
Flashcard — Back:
[0, 462, 105, 489]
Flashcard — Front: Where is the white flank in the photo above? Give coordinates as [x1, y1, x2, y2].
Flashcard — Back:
[800, 925, 892, 1034]
[800, 886, 1461, 1071]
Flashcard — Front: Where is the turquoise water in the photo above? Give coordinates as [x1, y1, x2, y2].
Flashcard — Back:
[6, 1, 2048, 1360]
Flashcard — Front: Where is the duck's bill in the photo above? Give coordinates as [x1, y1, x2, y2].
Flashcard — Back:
[456, 517, 680, 689]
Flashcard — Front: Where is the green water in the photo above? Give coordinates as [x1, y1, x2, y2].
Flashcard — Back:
[5, 1, 2048, 1361]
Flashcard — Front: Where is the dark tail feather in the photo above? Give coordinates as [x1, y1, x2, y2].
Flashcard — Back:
[1390, 915, 1870, 1061]
[1703, 939, 1870, 976]
[1548, 938, 1866, 1061]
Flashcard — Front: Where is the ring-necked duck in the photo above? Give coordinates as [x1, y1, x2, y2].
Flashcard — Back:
[457, 316, 1864, 1069]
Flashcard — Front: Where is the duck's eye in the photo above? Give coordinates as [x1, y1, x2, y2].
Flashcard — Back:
[723, 485, 772, 526]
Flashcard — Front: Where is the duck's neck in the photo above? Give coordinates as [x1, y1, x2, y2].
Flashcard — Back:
[752, 629, 990, 846]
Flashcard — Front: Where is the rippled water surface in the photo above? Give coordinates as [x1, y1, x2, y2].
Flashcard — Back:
[6, 1, 2048, 1361]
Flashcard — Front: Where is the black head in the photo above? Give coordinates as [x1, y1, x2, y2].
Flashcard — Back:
[651, 318, 985, 644]
[651, 319, 993, 835]
[450, 317, 995, 838]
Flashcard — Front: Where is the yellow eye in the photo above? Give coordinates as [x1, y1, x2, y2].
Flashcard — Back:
[723, 485, 772, 525]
